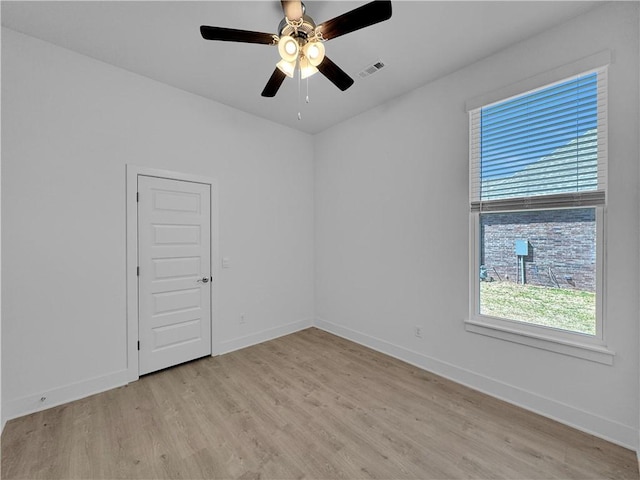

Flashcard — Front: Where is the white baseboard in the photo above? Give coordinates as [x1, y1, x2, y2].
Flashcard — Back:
[2, 369, 129, 425]
[2, 318, 635, 456]
[315, 317, 637, 451]
[2, 320, 312, 426]
[217, 318, 313, 356]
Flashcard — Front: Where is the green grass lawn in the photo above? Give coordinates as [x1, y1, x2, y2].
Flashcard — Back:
[480, 281, 596, 335]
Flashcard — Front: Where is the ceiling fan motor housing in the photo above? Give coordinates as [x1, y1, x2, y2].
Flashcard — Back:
[278, 14, 317, 42]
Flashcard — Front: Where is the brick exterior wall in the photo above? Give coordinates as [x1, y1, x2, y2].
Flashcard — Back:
[480, 208, 596, 292]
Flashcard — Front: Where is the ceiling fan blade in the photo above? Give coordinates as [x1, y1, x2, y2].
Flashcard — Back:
[317, 56, 355, 91]
[261, 68, 287, 97]
[281, 0, 303, 21]
[316, 0, 392, 41]
[200, 26, 275, 45]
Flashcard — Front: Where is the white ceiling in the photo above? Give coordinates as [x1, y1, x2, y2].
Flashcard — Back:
[2, 1, 604, 134]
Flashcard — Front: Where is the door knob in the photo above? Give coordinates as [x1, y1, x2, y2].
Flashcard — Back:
[197, 277, 210, 283]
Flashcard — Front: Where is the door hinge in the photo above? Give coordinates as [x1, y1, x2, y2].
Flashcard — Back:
[137, 266, 140, 276]
[137, 341, 140, 351]
[136, 192, 139, 202]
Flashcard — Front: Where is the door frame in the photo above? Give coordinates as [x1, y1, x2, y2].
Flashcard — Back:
[126, 165, 219, 382]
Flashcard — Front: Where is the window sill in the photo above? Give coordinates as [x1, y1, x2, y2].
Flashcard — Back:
[465, 319, 615, 365]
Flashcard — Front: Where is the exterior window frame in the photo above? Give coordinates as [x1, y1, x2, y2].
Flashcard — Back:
[465, 63, 614, 365]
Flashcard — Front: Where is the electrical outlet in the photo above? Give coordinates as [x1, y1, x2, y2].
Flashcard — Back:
[239, 314, 246, 325]
[414, 326, 423, 338]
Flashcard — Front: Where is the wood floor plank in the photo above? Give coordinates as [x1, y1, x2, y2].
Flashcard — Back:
[1, 327, 638, 479]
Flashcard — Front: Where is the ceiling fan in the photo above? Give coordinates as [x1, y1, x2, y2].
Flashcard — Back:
[200, 0, 392, 97]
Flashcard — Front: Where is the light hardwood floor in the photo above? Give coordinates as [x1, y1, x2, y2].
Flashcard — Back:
[2, 327, 638, 479]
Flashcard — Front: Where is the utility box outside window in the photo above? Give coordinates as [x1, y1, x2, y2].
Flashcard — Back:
[515, 239, 529, 256]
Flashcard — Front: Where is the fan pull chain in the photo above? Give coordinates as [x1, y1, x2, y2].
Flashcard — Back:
[306, 77, 310, 104]
[297, 65, 302, 120]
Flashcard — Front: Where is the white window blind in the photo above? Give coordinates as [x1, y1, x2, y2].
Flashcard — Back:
[470, 68, 607, 212]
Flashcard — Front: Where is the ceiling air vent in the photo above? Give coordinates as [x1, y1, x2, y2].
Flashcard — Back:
[358, 60, 385, 78]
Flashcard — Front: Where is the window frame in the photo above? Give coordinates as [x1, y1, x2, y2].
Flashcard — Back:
[467, 207, 612, 364]
[465, 62, 615, 365]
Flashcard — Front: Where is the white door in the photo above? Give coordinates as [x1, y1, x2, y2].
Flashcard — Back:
[138, 175, 212, 375]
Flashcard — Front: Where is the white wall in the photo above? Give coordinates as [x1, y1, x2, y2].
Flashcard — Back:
[1, 28, 315, 421]
[2, 1, 639, 454]
[315, 2, 639, 450]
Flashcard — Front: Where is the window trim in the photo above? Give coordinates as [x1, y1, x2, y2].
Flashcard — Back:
[464, 321, 615, 365]
[466, 57, 615, 365]
[467, 207, 614, 365]
[465, 50, 611, 113]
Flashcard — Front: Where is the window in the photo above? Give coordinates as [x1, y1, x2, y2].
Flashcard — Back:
[467, 67, 613, 364]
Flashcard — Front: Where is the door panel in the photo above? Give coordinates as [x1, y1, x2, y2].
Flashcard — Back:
[153, 319, 202, 350]
[138, 175, 212, 375]
[153, 288, 202, 314]
[153, 257, 201, 279]
[153, 224, 201, 245]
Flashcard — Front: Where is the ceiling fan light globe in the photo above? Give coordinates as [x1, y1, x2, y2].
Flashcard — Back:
[300, 65, 318, 79]
[303, 41, 325, 67]
[299, 57, 318, 79]
[276, 59, 296, 78]
[278, 36, 299, 62]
